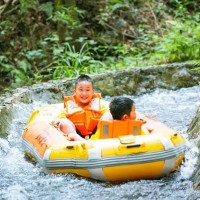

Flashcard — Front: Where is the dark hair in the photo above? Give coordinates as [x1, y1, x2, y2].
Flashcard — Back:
[75, 74, 94, 88]
[109, 96, 135, 120]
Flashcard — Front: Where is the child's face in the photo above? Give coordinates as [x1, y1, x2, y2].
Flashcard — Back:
[129, 105, 136, 120]
[74, 81, 94, 105]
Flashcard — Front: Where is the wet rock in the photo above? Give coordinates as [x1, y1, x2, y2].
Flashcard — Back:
[0, 76, 13, 91]
[188, 107, 200, 189]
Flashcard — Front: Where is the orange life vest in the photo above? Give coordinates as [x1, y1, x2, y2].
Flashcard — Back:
[63, 93, 102, 136]
[98, 119, 144, 139]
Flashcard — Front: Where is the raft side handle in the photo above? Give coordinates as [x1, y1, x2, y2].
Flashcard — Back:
[66, 145, 74, 149]
[126, 144, 141, 148]
[173, 133, 178, 136]
[66, 144, 86, 150]
[170, 132, 179, 140]
[118, 142, 146, 152]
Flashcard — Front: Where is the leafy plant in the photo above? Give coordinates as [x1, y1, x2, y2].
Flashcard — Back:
[52, 6, 83, 29]
[52, 42, 104, 79]
[146, 20, 200, 64]
[1, 0, 200, 90]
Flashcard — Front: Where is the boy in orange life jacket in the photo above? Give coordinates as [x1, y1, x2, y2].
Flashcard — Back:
[101, 96, 136, 121]
[51, 74, 109, 141]
[91, 96, 136, 139]
[110, 96, 136, 120]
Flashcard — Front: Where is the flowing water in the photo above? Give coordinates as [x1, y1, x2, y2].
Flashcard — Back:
[1, 86, 200, 200]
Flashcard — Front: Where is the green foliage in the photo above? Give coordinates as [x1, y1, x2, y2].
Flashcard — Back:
[19, 0, 38, 13]
[1, 0, 200, 90]
[52, 42, 104, 79]
[0, 56, 32, 87]
[191, 61, 200, 71]
[29, 38, 105, 82]
[52, 6, 83, 29]
[146, 20, 200, 64]
[40, 2, 53, 18]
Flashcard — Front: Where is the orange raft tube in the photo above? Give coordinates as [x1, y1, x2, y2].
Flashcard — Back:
[22, 103, 186, 182]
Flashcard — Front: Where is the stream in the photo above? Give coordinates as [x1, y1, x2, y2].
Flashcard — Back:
[1, 86, 200, 200]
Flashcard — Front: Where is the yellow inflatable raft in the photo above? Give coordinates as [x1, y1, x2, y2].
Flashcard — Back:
[22, 103, 186, 182]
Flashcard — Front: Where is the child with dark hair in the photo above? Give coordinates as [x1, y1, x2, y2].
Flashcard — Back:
[53, 74, 110, 140]
[91, 96, 137, 139]
[109, 96, 136, 120]
[98, 96, 136, 122]
[36, 74, 109, 142]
